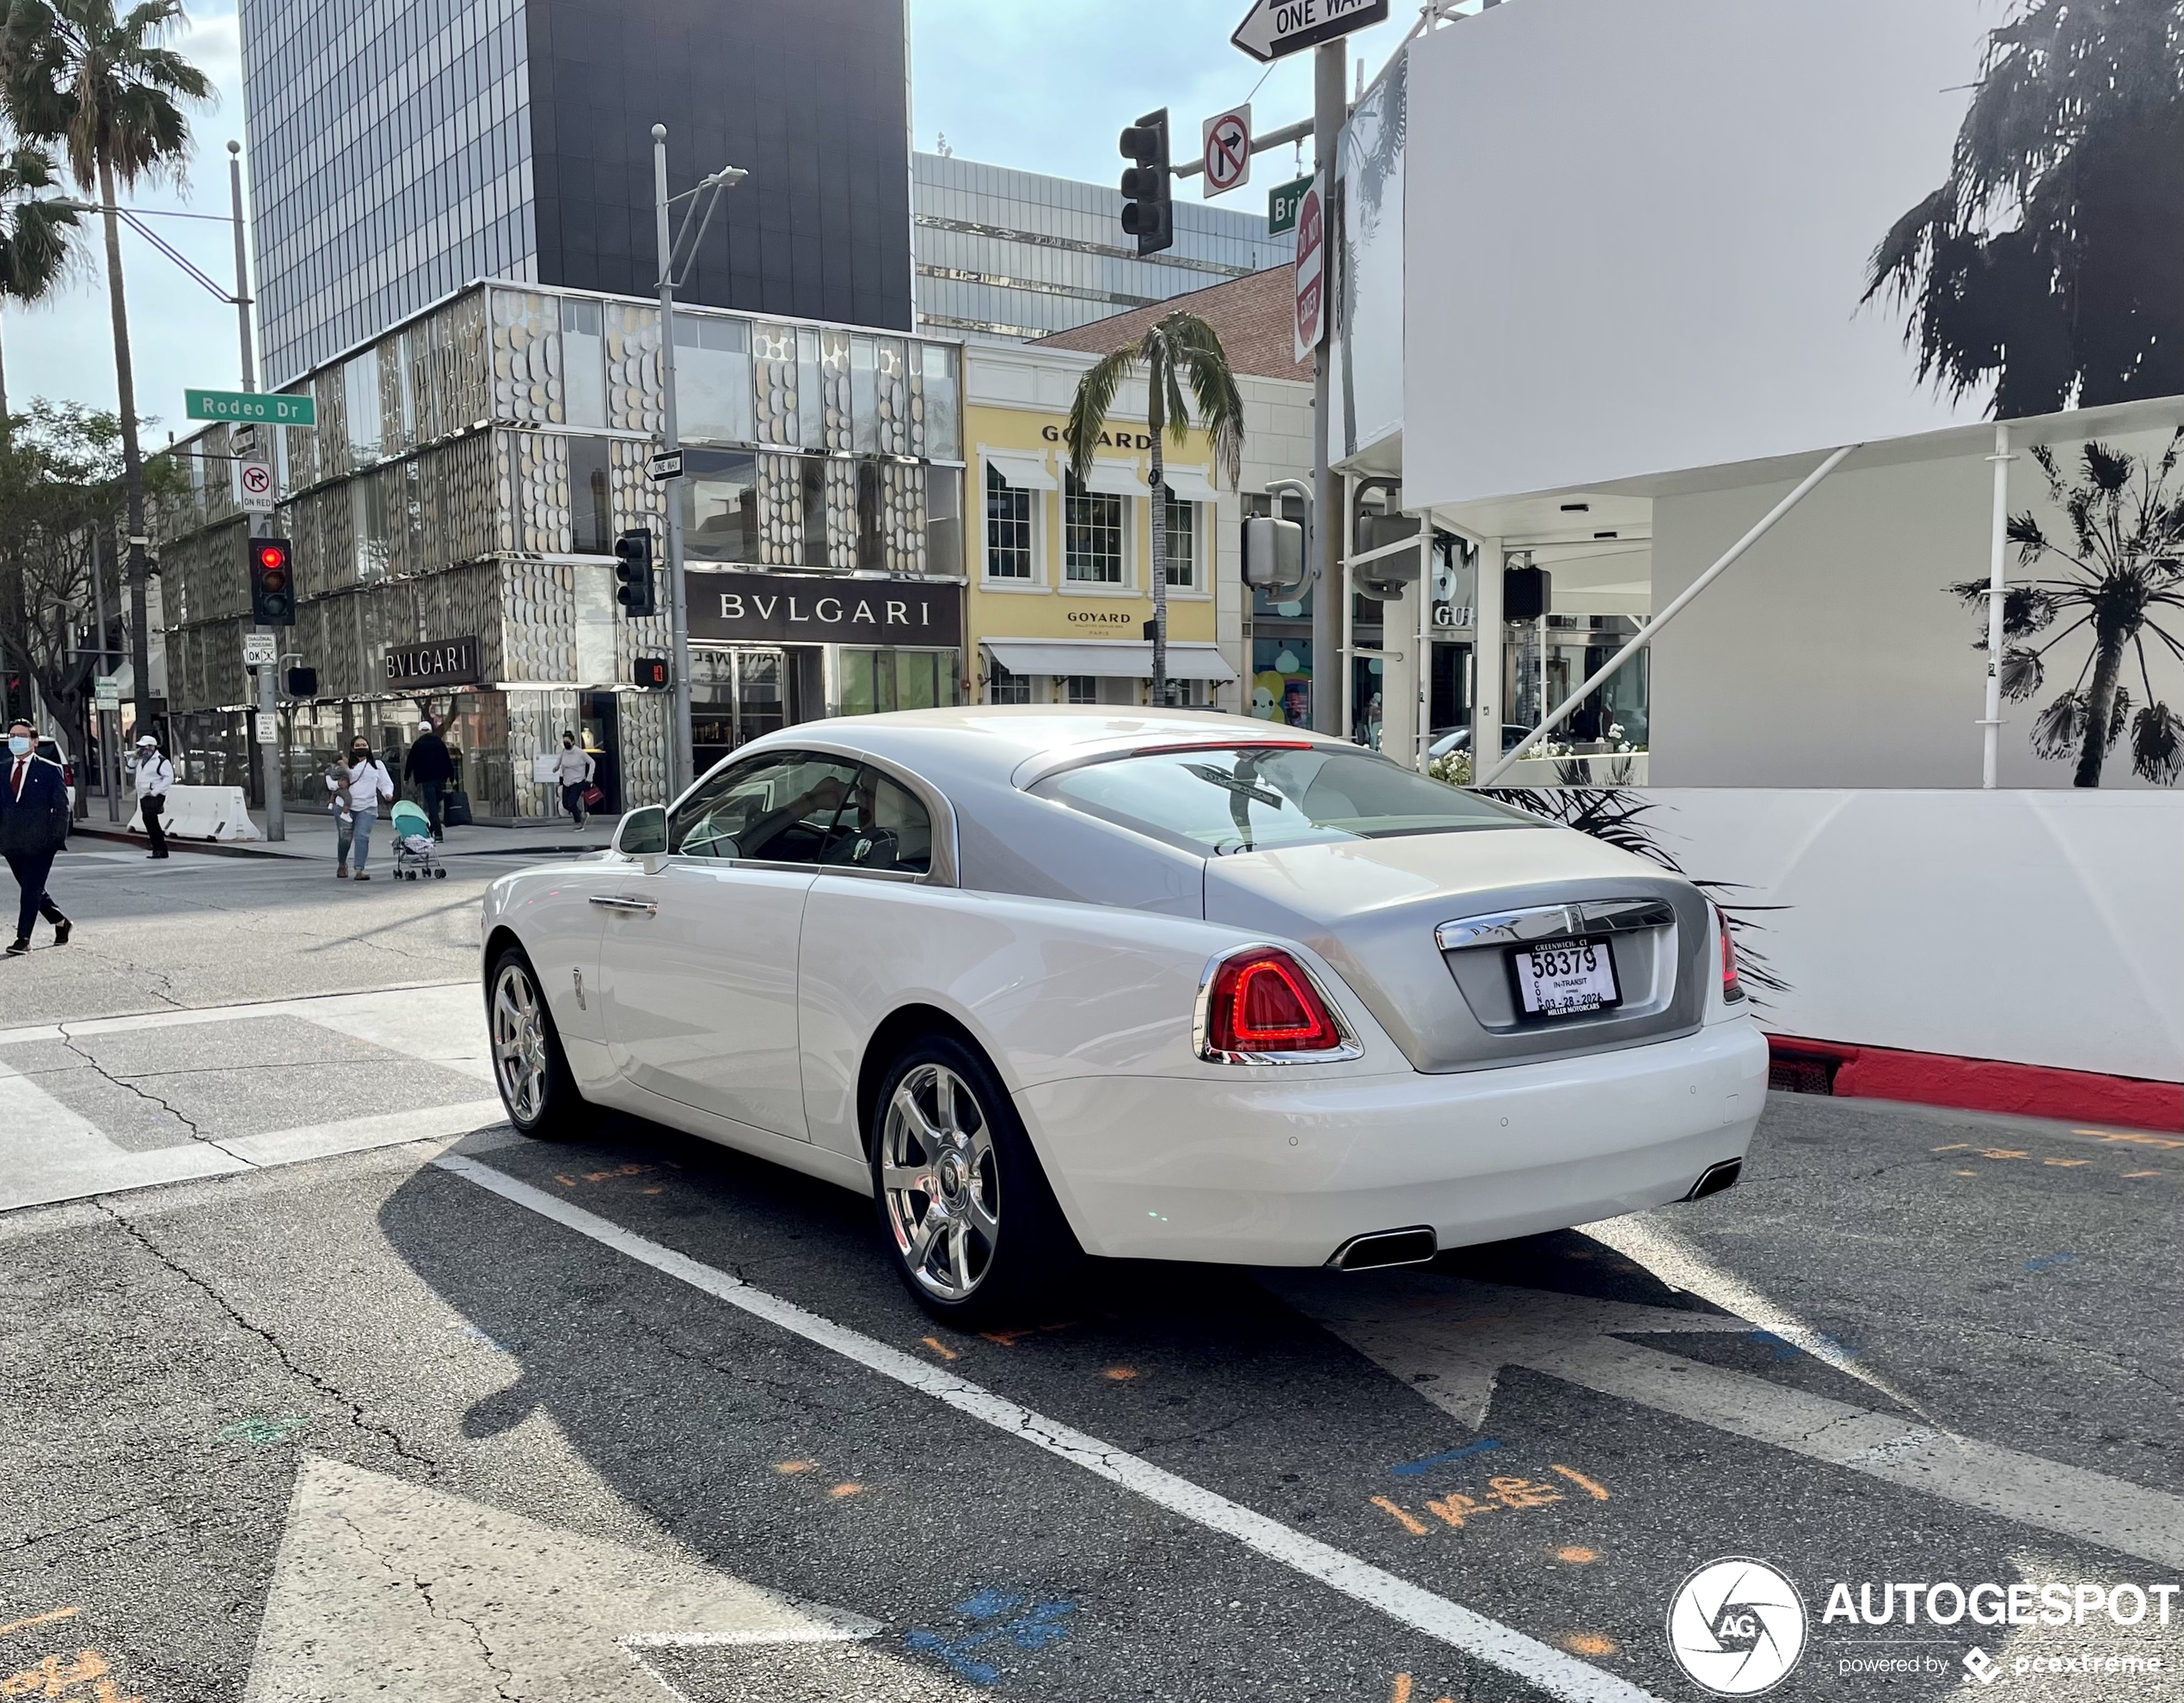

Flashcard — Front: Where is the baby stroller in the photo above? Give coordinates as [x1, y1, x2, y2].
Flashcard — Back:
[389, 799, 447, 880]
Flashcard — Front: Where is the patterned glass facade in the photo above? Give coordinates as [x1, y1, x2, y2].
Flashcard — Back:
[912, 152, 1288, 342]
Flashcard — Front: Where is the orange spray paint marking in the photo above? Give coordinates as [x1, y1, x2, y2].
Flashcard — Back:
[1563, 1633, 1617, 1657]
[1390, 1675, 1414, 1703]
[1371, 1496, 1428, 1536]
[1930, 1142, 1972, 1153]
[1102, 1367, 1138, 1381]
[919, 1336, 960, 1362]
[774, 1459, 817, 1474]
[1, 1649, 109, 1697]
[1549, 1464, 1610, 1501]
[829, 1483, 862, 1498]
[1955, 1169, 1978, 1176]
[1982, 1150, 2029, 1161]
[2043, 1158, 2089, 1167]
[553, 1174, 578, 1188]
[2082, 1130, 2183, 1149]
[1554, 1546, 1600, 1564]
[0, 1612, 77, 1644]
[2123, 1170, 2161, 1179]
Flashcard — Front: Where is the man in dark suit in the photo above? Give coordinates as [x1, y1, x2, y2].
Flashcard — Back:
[402, 716, 456, 840]
[2, 717, 72, 956]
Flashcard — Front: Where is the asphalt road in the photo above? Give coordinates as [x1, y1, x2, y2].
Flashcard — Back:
[0, 849, 2176, 1703]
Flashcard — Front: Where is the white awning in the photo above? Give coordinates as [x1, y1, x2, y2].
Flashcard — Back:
[983, 448, 1057, 492]
[1081, 458, 1144, 497]
[983, 638, 1238, 683]
[1158, 465, 1218, 503]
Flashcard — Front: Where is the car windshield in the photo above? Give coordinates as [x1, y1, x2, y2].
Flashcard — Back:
[1031, 744, 1535, 856]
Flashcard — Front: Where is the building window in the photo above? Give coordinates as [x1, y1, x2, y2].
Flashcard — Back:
[1064, 472, 1124, 585]
[919, 342, 960, 460]
[1163, 495, 1197, 587]
[681, 451, 760, 563]
[841, 648, 961, 715]
[674, 312, 754, 445]
[1064, 675, 1097, 705]
[985, 463, 1032, 580]
[987, 660, 1030, 705]
[926, 466, 963, 577]
[561, 298, 605, 429]
[344, 346, 383, 465]
[568, 437, 612, 554]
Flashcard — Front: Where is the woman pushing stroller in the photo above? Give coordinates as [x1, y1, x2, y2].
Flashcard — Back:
[329, 738, 396, 880]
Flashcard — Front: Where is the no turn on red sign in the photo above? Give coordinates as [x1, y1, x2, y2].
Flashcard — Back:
[1201, 104, 1252, 198]
[1292, 169, 1327, 363]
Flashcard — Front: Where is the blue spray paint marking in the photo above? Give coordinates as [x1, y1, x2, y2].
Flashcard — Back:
[905, 1590, 1078, 1684]
[1750, 1329, 1858, 1362]
[2023, 1251, 2078, 1273]
[1390, 1438, 1501, 1476]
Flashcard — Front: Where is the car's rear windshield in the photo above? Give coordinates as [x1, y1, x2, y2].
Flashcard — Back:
[1029, 744, 1535, 856]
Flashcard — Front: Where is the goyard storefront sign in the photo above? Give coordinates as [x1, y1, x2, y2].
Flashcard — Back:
[384, 635, 482, 689]
[686, 572, 963, 649]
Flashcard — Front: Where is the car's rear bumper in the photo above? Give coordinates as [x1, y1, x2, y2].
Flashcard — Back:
[1015, 1019, 1768, 1265]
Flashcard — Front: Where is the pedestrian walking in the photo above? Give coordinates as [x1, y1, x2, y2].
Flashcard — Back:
[2, 718, 71, 956]
[328, 737, 395, 880]
[550, 731, 596, 830]
[132, 733, 174, 859]
[402, 716, 456, 841]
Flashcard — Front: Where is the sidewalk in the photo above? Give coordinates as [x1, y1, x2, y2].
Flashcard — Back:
[70, 801, 616, 862]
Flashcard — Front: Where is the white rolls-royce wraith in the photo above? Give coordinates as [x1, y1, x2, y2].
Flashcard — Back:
[482, 708, 1765, 1322]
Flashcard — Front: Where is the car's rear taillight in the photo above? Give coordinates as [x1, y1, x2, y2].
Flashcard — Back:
[1201, 946, 1347, 1057]
[1717, 906, 1744, 1002]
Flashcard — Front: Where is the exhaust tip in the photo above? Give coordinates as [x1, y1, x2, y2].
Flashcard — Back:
[1328, 1226, 1439, 1271]
[1684, 1158, 1743, 1201]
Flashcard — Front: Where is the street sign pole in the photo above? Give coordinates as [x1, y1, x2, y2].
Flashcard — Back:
[654, 123, 694, 800]
[226, 145, 285, 841]
[1310, 39, 1343, 737]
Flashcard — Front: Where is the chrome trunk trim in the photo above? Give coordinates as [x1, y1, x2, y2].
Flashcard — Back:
[1434, 897, 1676, 953]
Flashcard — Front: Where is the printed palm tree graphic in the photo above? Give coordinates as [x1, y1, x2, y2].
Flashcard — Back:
[1863, 0, 2183, 418]
[1950, 432, 2184, 787]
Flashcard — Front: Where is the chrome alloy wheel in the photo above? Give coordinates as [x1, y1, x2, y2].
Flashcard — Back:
[491, 960, 551, 1124]
[880, 1063, 998, 1302]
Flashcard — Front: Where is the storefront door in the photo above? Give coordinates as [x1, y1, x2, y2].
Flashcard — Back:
[578, 691, 620, 812]
[692, 647, 790, 775]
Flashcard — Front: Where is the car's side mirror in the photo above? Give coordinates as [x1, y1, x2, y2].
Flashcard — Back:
[616, 805, 667, 861]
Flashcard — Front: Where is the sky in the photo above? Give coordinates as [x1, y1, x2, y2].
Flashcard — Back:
[3, 0, 1425, 431]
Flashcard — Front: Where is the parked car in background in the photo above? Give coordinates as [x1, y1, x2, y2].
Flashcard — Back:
[1427, 724, 1533, 763]
[37, 736, 77, 812]
[480, 709, 1764, 1323]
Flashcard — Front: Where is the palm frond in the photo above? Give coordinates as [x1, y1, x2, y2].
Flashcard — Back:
[1997, 644, 2044, 701]
[2132, 702, 2183, 786]
[1063, 346, 1136, 483]
[2031, 689, 2088, 759]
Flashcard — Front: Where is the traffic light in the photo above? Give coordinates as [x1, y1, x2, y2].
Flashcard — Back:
[1119, 109, 1172, 256]
[613, 529, 656, 618]
[285, 665, 319, 697]
[248, 536, 295, 626]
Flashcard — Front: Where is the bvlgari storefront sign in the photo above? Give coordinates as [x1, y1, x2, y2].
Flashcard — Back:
[686, 571, 962, 649]
[384, 635, 481, 689]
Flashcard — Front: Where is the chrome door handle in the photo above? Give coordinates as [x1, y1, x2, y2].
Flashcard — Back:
[588, 895, 658, 914]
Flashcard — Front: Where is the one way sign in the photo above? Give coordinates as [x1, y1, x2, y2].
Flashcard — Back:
[1231, 0, 1390, 64]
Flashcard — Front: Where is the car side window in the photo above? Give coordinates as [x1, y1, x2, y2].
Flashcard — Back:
[668, 751, 863, 864]
[814, 768, 933, 876]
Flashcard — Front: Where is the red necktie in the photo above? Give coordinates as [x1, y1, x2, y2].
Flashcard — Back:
[10, 759, 23, 799]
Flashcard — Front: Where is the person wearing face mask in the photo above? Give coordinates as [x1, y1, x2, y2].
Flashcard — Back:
[327, 737, 396, 880]
[132, 734, 175, 859]
[549, 730, 596, 830]
[1, 718, 71, 955]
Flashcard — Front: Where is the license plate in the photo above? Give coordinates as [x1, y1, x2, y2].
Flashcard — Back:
[1510, 936, 1620, 1020]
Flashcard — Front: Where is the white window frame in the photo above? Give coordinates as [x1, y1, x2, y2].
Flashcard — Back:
[1063, 471, 1133, 592]
[981, 460, 1044, 587]
[1160, 493, 1202, 591]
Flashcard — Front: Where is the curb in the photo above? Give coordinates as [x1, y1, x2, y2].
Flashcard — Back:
[67, 822, 604, 863]
[1767, 1034, 2182, 1133]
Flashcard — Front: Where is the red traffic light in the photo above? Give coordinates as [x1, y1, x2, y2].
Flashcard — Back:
[257, 544, 286, 569]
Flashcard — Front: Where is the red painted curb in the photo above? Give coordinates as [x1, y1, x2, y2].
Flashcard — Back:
[1767, 1034, 2183, 1133]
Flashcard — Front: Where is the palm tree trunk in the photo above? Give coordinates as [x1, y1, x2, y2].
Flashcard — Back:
[97, 156, 152, 739]
[0, 312, 10, 430]
[1148, 389, 1169, 708]
[2073, 628, 2126, 787]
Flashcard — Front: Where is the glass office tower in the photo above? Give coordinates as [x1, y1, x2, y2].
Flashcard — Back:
[240, 0, 914, 388]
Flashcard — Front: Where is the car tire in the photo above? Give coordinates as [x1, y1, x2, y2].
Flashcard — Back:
[487, 946, 591, 1142]
[869, 1032, 1079, 1327]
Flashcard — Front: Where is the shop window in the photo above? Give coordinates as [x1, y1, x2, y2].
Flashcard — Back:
[797, 328, 824, 449]
[344, 346, 383, 464]
[352, 474, 389, 582]
[561, 297, 606, 428]
[986, 660, 1030, 706]
[1163, 495, 1197, 587]
[840, 648, 961, 716]
[919, 343, 960, 461]
[682, 451, 760, 563]
[926, 466, 963, 577]
[675, 312, 754, 444]
[850, 336, 878, 454]
[1064, 675, 1097, 705]
[1064, 472, 1124, 585]
[568, 436, 612, 554]
[985, 463, 1033, 580]
[856, 459, 884, 570]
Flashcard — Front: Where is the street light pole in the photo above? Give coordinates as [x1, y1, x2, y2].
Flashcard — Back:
[653, 123, 695, 799]
[1309, 40, 1344, 736]
[230, 138, 282, 841]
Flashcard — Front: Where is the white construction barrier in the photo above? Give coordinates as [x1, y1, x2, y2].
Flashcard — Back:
[126, 785, 264, 842]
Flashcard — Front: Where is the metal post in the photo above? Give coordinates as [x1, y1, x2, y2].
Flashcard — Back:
[1309, 40, 1344, 736]
[1980, 423, 2012, 788]
[653, 123, 695, 798]
[230, 139, 282, 840]
[1471, 536, 1503, 781]
[1480, 443, 1858, 787]
[1416, 526, 1432, 772]
[227, 143, 256, 390]
[91, 534, 119, 821]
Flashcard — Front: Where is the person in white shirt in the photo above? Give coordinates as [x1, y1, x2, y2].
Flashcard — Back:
[327, 737, 396, 879]
[549, 731, 596, 829]
[132, 734, 175, 860]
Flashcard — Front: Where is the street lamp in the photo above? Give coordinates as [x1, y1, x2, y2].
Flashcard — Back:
[652, 123, 747, 799]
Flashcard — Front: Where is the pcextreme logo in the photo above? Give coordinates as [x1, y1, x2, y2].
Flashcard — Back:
[1666, 1557, 1808, 1696]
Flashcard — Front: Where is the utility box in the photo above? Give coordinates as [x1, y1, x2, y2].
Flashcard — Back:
[1502, 563, 1551, 622]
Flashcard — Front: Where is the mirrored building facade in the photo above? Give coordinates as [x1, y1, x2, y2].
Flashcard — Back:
[155, 284, 962, 822]
[912, 152, 1288, 342]
[241, 0, 914, 388]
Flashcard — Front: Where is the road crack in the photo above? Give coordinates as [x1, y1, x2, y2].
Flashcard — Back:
[54, 1021, 204, 1140]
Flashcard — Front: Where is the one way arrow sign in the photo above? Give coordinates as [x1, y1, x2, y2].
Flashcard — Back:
[1231, 0, 1390, 64]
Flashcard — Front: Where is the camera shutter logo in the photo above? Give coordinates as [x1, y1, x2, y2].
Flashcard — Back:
[1666, 1557, 1807, 1695]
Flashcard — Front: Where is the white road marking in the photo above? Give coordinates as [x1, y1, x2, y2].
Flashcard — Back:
[217, 1101, 507, 1168]
[0, 1059, 245, 1207]
[433, 1152, 1663, 1703]
[0, 980, 473, 1048]
[1272, 1267, 2184, 1571]
[245, 1455, 880, 1703]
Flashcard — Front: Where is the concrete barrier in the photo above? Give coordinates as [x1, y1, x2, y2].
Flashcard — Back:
[126, 785, 264, 842]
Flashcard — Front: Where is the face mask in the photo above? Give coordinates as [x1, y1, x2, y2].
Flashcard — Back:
[7, 737, 28, 757]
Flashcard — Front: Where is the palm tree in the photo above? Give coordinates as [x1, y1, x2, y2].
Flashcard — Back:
[0, 135, 77, 426]
[1, 0, 211, 736]
[1863, 0, 2182, 419]
[1950, 431, 2184, 787]
[1064, 311, 1244, 706]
